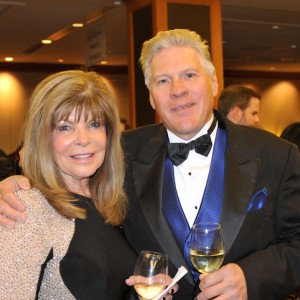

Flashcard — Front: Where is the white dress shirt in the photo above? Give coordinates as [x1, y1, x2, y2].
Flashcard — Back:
[167, 116, 218, 228]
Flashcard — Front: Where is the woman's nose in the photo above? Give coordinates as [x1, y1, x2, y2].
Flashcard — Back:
[75, 129, 90, 145]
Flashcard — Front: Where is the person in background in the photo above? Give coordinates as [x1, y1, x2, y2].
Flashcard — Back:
[120, 117, 131, 132]
[217, 84, 261, 127]
[7, 144, 23, 175]
[280, 122, 300, 151]
[0, 70, 140, 299]
[0, 149, 14, 180]
[1, 29, 300, 300]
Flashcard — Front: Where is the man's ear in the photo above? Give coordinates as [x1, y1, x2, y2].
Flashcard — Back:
[212, 71, 218, 97]
[149, 93, 156, 110]
[227, 106, 242, 124]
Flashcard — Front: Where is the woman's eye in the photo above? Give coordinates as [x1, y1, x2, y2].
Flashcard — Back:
[90, 121, 101, 128]
[58, 125, 70, 131]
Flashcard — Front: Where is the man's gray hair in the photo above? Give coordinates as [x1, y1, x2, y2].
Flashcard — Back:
[139, 29, 216, 89]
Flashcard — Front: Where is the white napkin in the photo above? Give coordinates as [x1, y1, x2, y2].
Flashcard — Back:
[153, 266, 188, 300]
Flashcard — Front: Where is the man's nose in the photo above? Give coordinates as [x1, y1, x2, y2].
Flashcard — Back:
[169, 79, 188, 99]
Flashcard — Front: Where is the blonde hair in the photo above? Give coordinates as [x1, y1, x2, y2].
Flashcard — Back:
[139, 29, 215, 89]
[22, 70, 127, 225]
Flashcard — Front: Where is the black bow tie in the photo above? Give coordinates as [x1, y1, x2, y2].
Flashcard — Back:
[167, 117, 217, 166]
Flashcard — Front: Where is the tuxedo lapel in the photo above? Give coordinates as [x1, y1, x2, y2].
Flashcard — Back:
[131, 126, 194, 284]
[220, 122, 260, 255]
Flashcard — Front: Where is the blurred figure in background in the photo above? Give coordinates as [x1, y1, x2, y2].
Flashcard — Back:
[120, 117, 131, 132]
[7, 144, 23, 175]
[0, 149, 14, 180]
[280, 122, 300, 151]
[218, 84, 261, 127]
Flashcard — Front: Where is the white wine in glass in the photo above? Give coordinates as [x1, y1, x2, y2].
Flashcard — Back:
[134, 251, 168, 300]
[190, 223, 225, 274]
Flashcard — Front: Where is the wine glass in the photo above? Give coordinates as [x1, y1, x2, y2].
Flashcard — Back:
[134, 251, 168, 300]
[190, 223, 225, 274]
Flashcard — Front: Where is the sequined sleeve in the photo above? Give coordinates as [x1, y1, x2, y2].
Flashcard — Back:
[0, 188, 75, 300]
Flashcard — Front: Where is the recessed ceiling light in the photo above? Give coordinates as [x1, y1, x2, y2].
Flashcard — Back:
[57, 59, 64, 63]
[272, 25, 279, 30]
[100, 61, 108, 65]
[41, 39, 52, 44]
[72, 23, 84, 28]
[290, 45, 297, 49]
[4, 57, 14, 62]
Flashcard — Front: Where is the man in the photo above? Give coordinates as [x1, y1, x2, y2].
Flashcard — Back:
[0, 29, 300, 299]
[218, 84, 260, 127]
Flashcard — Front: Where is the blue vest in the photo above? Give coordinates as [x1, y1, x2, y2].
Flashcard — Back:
[162, 126, 227, 282]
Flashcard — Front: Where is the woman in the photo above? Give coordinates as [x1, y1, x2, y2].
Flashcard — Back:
[0, 70, 138, 299]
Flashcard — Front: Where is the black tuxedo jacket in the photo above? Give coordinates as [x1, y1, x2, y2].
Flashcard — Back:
[122, 112, 300, 300]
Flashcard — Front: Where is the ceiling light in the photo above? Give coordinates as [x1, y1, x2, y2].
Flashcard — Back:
[290, 45, 297, 49]
[272, 25, 279, 30]
[113, 0, 122, 5]
[41, 39, 52, 44]
[4, 57, 13, 61]
[72, 23, 84, 28]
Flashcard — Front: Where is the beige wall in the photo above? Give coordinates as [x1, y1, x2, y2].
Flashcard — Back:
[0, 70, 129, 154]
[0, 72, 29, 154]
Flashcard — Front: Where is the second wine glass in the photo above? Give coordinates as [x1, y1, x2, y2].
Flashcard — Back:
[190, 223, 225, 274]
[134, 251, 168, 300]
